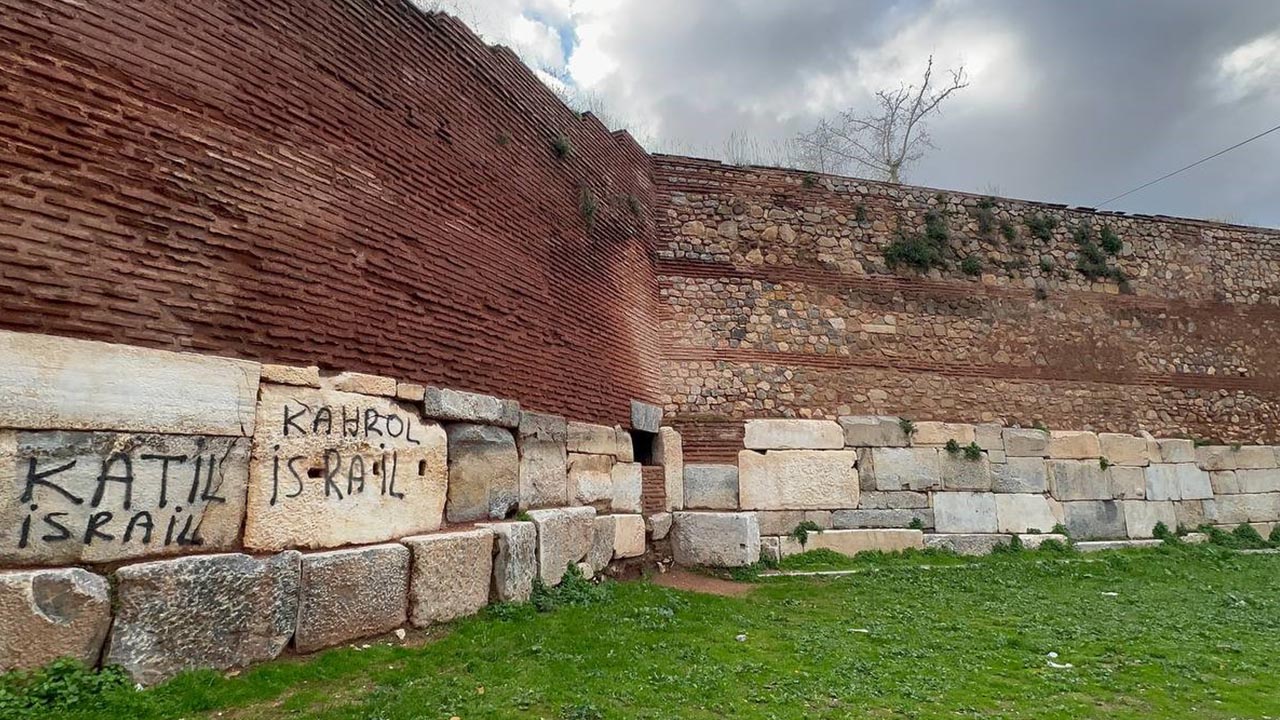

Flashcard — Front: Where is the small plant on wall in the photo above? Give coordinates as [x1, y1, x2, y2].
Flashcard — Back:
[1024, 213, 1058, 242]
[885, 210, 950, 272]
[961, 255, 982, 276]
[579, 186, 598, 231]
[552, 133, 573, 159]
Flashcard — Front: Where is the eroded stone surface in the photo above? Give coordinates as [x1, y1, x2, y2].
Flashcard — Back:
[630, 401, 663, 433]
[1236, 469, 1280, 494]
[611, 462, 643, 513]
[654, 427, 684, 511]
[1108, 466, 1146, 499]
[782, 528, 923, 557]
[296, 544, 409, 653]
[0, 568, 111, 671]
[517, 411, 568, 510]
[743, 419, 843, 450]
[614, 428, 635, 462]
[671, 512, 759, 567]
[1098, 434, 1150, 466]
[422, 388, 519, 428]
[933, 492, 998, 533]
[1195, 446, 1237, 472]
[587, 515, 615, 573]
[1232, 446, 1277, 469]
[923, 533, 1006, 555]
[1156, 438, 1195, 463]
[858, 490, 931, 509]
[244, 384, 446, 551]
[1048, 460, 1110, 501]
[993, 457, 1048, 493]
[838, 416, 909, 447]
[1003, 428, 1049, 457]
[974, 424, 1005, 450]
[866, 448, 941, 491]
[567, 422, 616, 456]
[1121, 501, 1176, 539]
[832, 508, 934, 529]
[1063, 500, 1126, 539]
[567, 453, 614, 509]
[613, 514, 646, 558]
[107, 552, 300, 685]
[738, 449, 858, 510]
[911, 422, 976, 446]
[446, 424, 518, 523]
[995, 494, 1064, 534]
[404, 529, 494, 626]
[262, 364, 320, 388]
[527, 507, 595, 585]
[0, 430, 249, 565]
[940, 453, 992, 491]
[329, 372, 396, 397]
[482, 521, 537, 603]
[646, 512, 673, 540]
[1144, 463, 1212, 501]
[683, 464, 738, 509]
[1215, 493, 1280, 525]
[1048, 431, 1101, 459]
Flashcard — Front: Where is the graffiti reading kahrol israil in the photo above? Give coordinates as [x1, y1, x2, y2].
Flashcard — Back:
[266, 402, 422, 505]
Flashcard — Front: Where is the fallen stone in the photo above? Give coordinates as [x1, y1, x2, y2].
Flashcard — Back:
[586, 515, 616, 573]
[403, 529, 494, 626]
[992, 457, 1048, 493]
[0, 330, 260, 436]
[1047, 460, 1111, 501]
[568, 453, 614, 509]
[614, 515, 646, 558]
[671, 512, 760, 567]
[1063, 500, 1126, 539]
[0, 568, 111, 672]
[858, 490, 931, 509]
[567, 422, 617, 455]
[1098, 433, 1150, 466]
[614, 427, 635, 462]
[295, 544, 409, 653]
[630, 400, 663, 433]
[1121, 501, 1177, 539]
[422, 387, 519, 428]
[107, 552, 301, 685]
[1156, 438, 1196, 464]
[911, 422, 976, 446]
[1108, 466, 1146, 499]
[1236, 469, 1280, 494]
[482, 521, 536, 603]
[743, 419, 844, 450]
[832, 508, 934, 529]
[526, 507, 595, 585]
[783, 528, 923, 557]
[1144, 463, 1212, 501]
[1048, 431, 1101, 460]
[838, 416, 910, 447]
[683, 464, 739, 509]
[933, 491, 998, 534]
[737, 449, 858, 510]
[1018, 533, 1069, 550]
[1232, 446, 1277, 470]
[654, 427, 684, 511]
[611, 462, 643, 513]
[1003, 428, 1049, 457]
[646, 511, 673, 540]
[1195, 446, 1237, 471]
[923, 533, 1007, 556]
[866, 447, 941, 491]
[261, 363, 320, 387]
[446, 424, 519, 523]
[329, 371, 396, 397]
[940, 452, 993, 491]
[995, 494, 1064, 534]
[576, 561, 595, 580]
[517, 411, 569, 509]
[1075, 539, 1163, 552]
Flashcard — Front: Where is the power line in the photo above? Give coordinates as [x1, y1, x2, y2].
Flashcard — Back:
[1096, 121, 1280, 208]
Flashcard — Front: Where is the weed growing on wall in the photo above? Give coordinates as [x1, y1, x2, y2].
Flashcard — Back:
[530, 564, 611, 612]
[975, 198, 996, 237]
[1024, 213, 1058, 242]
[855, 203, 869, 222]
[944, 439, 961, 455]
[908, 516, 925, 530]
[626, 194, 643, 216]
[1099, 457, 1112, 470]
[898, 417, 916, 437]
[885, 232, 946, 271]
[801, 173, 819, 188]
[1000, 219, 1018, 244]
[961, 255, 982, 276]
[1072, 221, 1129, 284]
[790, 520, 824, 547]
[579, 187, 598, 231]
[1100, 225, 1123, 254]
[962, 441, 983, 460]
[551, 133, 573, 158]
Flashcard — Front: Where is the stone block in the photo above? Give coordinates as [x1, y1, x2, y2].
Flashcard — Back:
[804, 510, 833, 528]
[975, 424, 1005, 450]
[243, 384, 446, 551]
[630, 401, 663, 433]
[395, 383, 426, 402]
[933, 491, 998, 534]
[737, 449, 858, 510]
[1108, 466, 1146, 499]
[1048, 431, 1101, 459]
[482, 521, 536, 603]
[1173, 499, 1216, 529]
[743, 419, 843, 450]
[1236, 469, 1280, 494]
[295, 544, 409, 653]
[924, 533, 1006, 556]
[654, 427, 684, 511]
[1098, 434, 1150, 466]
[329, 371, 396, 397]
[760, 536, 782, 564]
[940, 453, 992, 491]
[1019, 533, 1069, 550]
[1211, 470, 1241, 495]
[586, 515, 615, 573]
[683, 464, 739, 509]
[1233, 446, 1277, 469]
[611, 462, 643, 513]
[1047, 460, 1110, 501]
[1144, 463, 1211, 501]
[614, 428, 635, 463]
[789, 528, 923, 557]
[911, 422, 976, 446]
[446, 424, 518, 523]
[1075, 539, 1163, 552]
[568, 453, 614, 509]
[516, 411, 569, 510]
[614, 514, 646, 558]
[838, 416, 909, 447]
[107, 552, 300, 685]
[832, 508, 934, 529]
[989, 449, 1007, 464]
[0, 568, 111, 672]
[262, 364, 320, 388]
[0, 330, 260, 436]
[858, 490, 931, 509]
[992, 457, 1048, 493]
[867, 447, 941, 491]
[567, 422, 617, 455]
[526, 507, 595, 585]
[1063, 500, 1126, 539]
[646, 512, 672, 540]
[995, 494, 1064, 534]
[670, 512, 760, 567]
[1121, 501, 1177, 539]
[756, 510, 804, 536]
[1195, 446, 1237, 471]
[1156, 438, 1196, 463]
[1003, 428, 1049, 457]
[422, 387, 519, 428]
[1215, 494, 1280, 525]
[0, 430, 250, 565]
[403, 529, 494, 626]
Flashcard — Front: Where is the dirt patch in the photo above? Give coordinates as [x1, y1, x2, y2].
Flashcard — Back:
[649, 567, 755, 597]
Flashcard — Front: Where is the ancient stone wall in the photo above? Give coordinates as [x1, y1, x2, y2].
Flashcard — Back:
[0, 330, 678, 681]
[653, 156, 1280, 457]
[0, 0, 662, 426]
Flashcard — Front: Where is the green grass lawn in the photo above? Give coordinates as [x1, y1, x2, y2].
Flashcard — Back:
[6, 544, 1279, 720]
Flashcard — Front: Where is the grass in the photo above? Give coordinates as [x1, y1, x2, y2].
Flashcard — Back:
[5, 545, 1279, 720]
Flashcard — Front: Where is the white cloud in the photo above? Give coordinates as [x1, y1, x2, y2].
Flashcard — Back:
[1216, 32, 1280, 103]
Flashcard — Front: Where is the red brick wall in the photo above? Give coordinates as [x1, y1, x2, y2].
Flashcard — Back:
[0, 0, 662, 425]
[653, 156, 1280, 456]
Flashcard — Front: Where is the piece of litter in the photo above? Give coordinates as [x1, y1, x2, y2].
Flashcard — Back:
[1101, 592, 1118, 597]
[735, 634, 747, 642]
[1047, 661, 1074, 669]
[848, 628, 869, 633]
[394, 628, 407, 641]
[1047, 651, 1058, 659]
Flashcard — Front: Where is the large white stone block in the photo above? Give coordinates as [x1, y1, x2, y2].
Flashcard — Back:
[1003, 428, 1049, 457]
[1063, 500, 1126, 539]
[568, 453, 614, 509]
[611, 462, 643, 513]
[838, 416, 910, 447]
[566, 422, 617, 456]
[445, 424, 518, 523]
[867, 447, 941, 491]
[671, 512, 759, 567]
[790, 528, 923, 557]
[684, 464, 738, 509]
[995, 494, 1064, 534]
[933, 491, 998, 533]
[1236, 469, 1280, 494]
[737, 449, 858, 510]
[1215, 493, 1280, 525]
[1144, 463, 1211, 501]
[516, 412, 568, 510]
[939, 453, 992, 491]
[613, 514, 646, 559]
[1047, 460, 1110, 501]
[743, 419, 844, 450]
[1155, 438, 1195, 463]
[242, 384, 447, 551]
[526, 507, 595, 586]
[1121, 501, 1176, 539]
[1048, 431, 1101, 459]
[482, 521, 537, 603]
[654, 427, 684, 511]
[1098, 434, 1150, 466]
[992, 457, 1048, 493]
[403, 529, 494, 626]
[911, 422, 976, 446]
[422, 388, 519, 428]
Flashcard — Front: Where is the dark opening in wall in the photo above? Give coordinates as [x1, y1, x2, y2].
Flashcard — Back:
[633, 430, 656, 465]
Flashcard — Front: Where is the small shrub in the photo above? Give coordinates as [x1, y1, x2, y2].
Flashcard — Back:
[908, 517, 925, 530]
[562, 702, 605, 720]
[1034, 286, 1049, 301]
[1035, 538, 1072, 554]
[999, 220, 1017, 243]
[1152, 521, 1178, 543]
[790, 520, 824, 547]
[1025, 527, 1042, 534]
[1270, 525, 1280, 546]
[1025, 213, 1058, 242]
[1231, 523, 1267, 547]
[515, 510, 533, 522]
[944, 439, 961, 455]
[898, 417, 916, 437]
[924, 210, 950, 244]
[1231, 442, 1243, 451]
[975, 207, 995, 236]
[531, 563, 611, 612]
[992, 535, 1024, 554]
[1039, 257, 1055, 273]
[885, 233, 946, 272]
[855, 204, 869, 222]
[1099, 457, 1112, 470]
[801, 173, 819, 188]
[627, 194, 643, 216]
[960, 255, 982, 276]
[0, 659, 131, 716]
[962, 441, 983, 461]
[1033, 421, 1049, 433]
[1051, 522, 1070, 538]
[552, 133, 573, 158]
[1099, 225, 1122, 255]
[579, 187, 598, 231]
[778, 548, 850, 572]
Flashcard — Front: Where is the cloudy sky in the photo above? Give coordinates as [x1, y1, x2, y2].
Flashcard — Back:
[425, 0, 1280, 228]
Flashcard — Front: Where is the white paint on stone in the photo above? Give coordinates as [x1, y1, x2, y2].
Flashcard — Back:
[743, 419, 844, 450]
[737, 449, 858, 510]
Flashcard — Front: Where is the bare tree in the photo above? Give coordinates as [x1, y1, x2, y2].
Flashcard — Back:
[792, 56, 968, 183]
